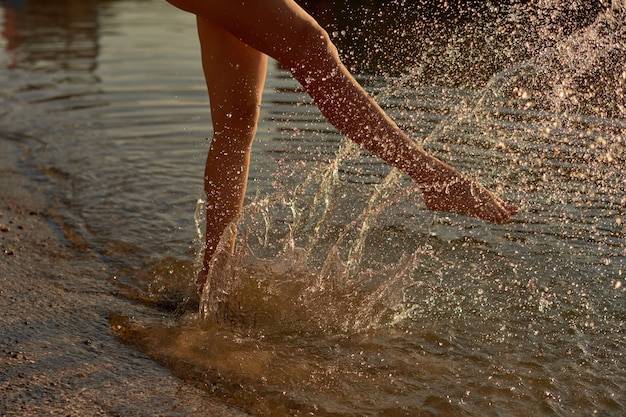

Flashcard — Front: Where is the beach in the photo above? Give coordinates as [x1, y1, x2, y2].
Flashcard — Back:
[0, 138, 249, 416]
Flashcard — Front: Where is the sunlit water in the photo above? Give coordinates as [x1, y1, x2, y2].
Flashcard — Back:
[1, 0, 624, 416]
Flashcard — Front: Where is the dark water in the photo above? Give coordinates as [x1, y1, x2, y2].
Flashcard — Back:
[1, 0, 624, 416]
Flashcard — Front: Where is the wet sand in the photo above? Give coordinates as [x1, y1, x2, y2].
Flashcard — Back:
[0, 138, 249, 416]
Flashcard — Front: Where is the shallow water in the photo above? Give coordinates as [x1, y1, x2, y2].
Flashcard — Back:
[1, 0, 624, 416]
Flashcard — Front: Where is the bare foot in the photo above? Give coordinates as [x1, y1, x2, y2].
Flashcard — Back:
[420, 170, 518, 224]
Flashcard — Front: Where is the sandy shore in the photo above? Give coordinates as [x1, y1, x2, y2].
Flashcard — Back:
[0, 138, 249, 416]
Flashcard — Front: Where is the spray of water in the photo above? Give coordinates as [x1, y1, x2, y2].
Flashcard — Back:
[195, 137, 432, 334]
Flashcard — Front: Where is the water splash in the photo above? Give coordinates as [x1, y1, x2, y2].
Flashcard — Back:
[196, 138, 430, 334]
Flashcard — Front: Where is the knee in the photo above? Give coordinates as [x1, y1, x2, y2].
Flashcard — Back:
[297, 19, 334, 51]
[277, 19, 338, 72]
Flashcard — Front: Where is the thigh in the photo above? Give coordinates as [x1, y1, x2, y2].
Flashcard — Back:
[168, 0, 327, 63]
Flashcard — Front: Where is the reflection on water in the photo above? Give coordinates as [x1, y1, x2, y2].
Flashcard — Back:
[1, 0, 624, 416]
[1, 0, 99, 71]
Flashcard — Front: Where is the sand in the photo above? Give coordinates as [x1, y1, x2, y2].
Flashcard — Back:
[0, 138, 250, 416]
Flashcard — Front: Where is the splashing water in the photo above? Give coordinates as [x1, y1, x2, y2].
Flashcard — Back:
[194, 138, 425, 334]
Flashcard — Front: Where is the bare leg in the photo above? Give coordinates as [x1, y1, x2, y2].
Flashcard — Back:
[195, 17, 268, 289]
[167, 0, 517, 224]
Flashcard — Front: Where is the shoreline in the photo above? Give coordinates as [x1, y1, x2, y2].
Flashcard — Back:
[0, 137, 249, 416]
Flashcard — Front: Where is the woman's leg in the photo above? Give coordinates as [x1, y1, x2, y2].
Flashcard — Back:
[167, 0, 516, 225]
[195, 17, 268, 288]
